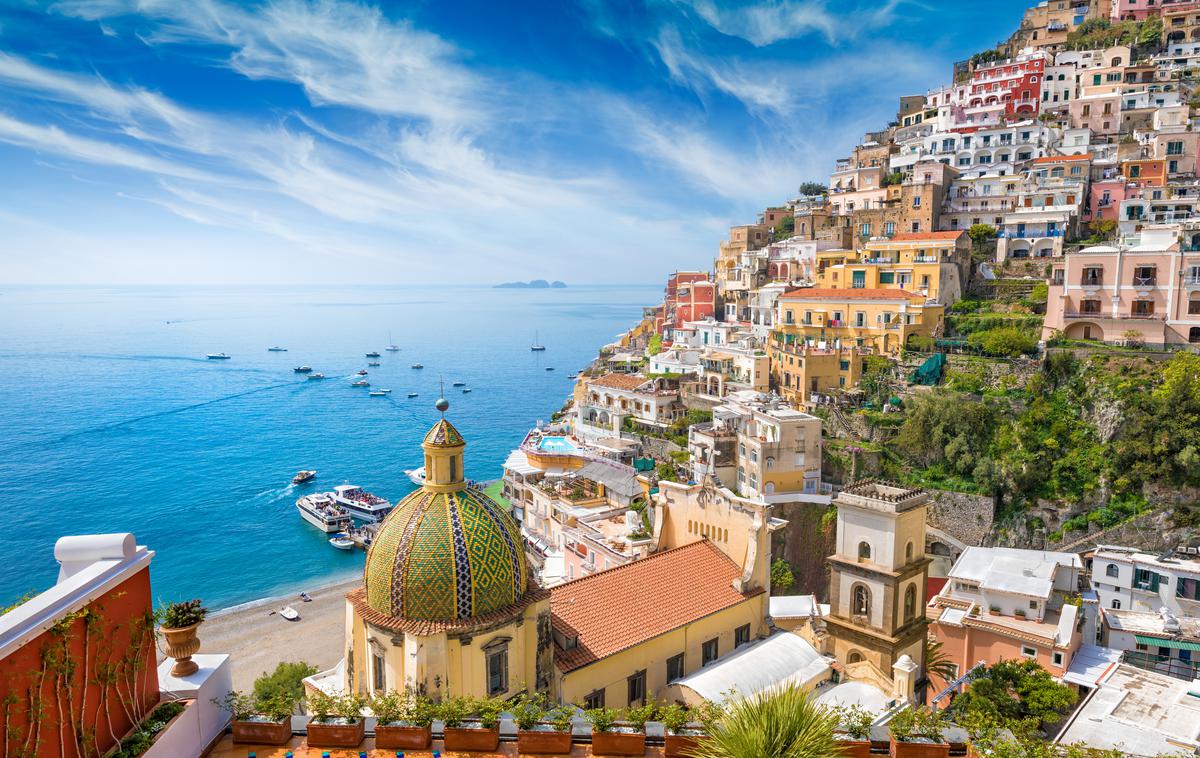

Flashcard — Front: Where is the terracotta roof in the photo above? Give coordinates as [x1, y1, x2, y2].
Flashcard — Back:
[886, 231, 965, 241]
[588, 373, 649, 391]
[550, 540, 761, 673]
[347, 585, 550, 635]
[778, 287, 924, 301]
[1033, 153, 1092, 163]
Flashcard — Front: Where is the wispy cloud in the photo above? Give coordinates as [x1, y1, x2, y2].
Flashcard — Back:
[669, 0, 906, 47]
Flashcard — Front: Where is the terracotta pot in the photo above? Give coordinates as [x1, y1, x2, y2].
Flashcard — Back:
[160, 622, 201, 677]
[374, 723, 431, 750]
[518, 727, 574, 754]
[592, 729, 646, 756]
[890, 736, 950, 758]
[232, 716, 292, 745]
[306, 718, 365, 748]
[442, 724, 501, 752]
[665, 732, 709, 757]
[835, 737, 872, 758]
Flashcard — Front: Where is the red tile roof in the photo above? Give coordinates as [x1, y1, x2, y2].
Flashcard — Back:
[1032, 153, 1092, 164]
[588, 373, 650, 391]
[886, 231, 965, 242]
[550, 540, 761, 673]
[779, 287, 924, 301]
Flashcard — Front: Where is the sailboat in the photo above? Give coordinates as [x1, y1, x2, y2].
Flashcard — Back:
[530, 330, 546, 351]
[386, 331, 400, 352]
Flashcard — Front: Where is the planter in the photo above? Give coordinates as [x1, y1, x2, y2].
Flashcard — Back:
[665, 731, 709, 757]
[890, 736, 950, 758]
[834, 737, 872, 758]
[592, 729, 646, 756]
[374, 723, 431, 750]
[442, 724, 501, 752]
[517, 726, 574, 754]
[160, 622, 201, 677]
[306, 718, 365, 748]
[232, 716, 291, 745]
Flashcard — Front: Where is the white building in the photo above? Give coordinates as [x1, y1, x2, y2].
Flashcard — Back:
[1091, 545, 1200, 615]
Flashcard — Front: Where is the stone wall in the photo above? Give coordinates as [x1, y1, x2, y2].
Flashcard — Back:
[770, 501, 837, 602]
[925, 489, 996, 547]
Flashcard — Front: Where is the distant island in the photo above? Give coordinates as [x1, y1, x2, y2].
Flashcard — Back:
[494, 280, 567, 289]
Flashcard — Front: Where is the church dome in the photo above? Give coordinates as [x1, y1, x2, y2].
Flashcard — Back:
[363, 415, 530, 622]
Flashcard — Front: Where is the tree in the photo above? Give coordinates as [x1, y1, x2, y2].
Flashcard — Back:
[949, 659, 1077, 737]
[924, 639, 958, 688]
[647, 334, 663, 356]
[1085, 218, 1116, 242]
[690, 683, 840, 758]
[774, 216, 796, 238]
[859, 355, 894, 407]
[967, 223, 998, 247]
[254, 661, 318, 713]
[798, 181, 827, 197]
[770, 559, 795, 592]
[894, 393, 1001, 485]
[968, 326, 1038, 358]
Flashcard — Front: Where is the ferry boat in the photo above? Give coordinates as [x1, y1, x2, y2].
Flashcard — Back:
[206, 353, 231, 360]
[530, 331, 546, 351]
[268, 346, 287, 352]
[296, 494, 352, 533]
[330, 484, 393, 522]
[405, 467, 426, 486]
[292, 469, 317, 485]
[329, 533, 355, 551]
[365, 351, 381, 358]
[351, 379, 369, 387]
[411, 363, 424, 369]
[307, 373, 326, 380]
[294, 366, 313, 373]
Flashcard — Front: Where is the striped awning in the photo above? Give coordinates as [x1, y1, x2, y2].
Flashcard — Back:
[1134, 635, 1200, 652]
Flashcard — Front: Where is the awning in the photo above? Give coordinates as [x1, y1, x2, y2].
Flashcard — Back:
[1133, 635, 1200, 651]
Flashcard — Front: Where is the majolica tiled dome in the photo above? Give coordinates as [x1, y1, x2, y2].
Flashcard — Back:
[364, 418, 529, 622]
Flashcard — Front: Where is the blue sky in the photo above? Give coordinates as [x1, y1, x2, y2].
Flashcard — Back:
[0, 0, 1030, 285]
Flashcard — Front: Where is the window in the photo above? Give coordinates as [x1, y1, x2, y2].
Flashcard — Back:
[627, 670, 646, 706]
[905, 541, 914, 562]
[1021, 646, 1037, 660]
[1112, 599, 1122, 609]
[1168, 140, 1185, 155]
[912, 195, 922, 208]
[1029, 600, 1038, 610]
[584, 689, 605, 709]
[702, 638, 719, 666]
[1052, 651, 1064, 667]
[858, 541, 872, 562]
[884, 221, 896, 237]
[853, 585, 871, 617]
[667, 653, 685, 682]
[485, 641, 509, 696]
[734, 623, 752, 648]
[904, 585, 916, 622]
[372, 651, 386, 692]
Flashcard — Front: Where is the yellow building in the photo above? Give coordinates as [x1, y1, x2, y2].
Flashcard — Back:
[771, 343, 869, 405]
[773, 287, 944, 358]
[814, 230, 969, 305]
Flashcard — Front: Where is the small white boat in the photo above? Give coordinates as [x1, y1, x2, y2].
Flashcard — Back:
[329, 534, 355, 551]
[568, 374, 577, 379]
[206, 353, 231, 360]
[279, 606, 300, 621]
[368, 390, 388, 397]
[407, 392, 419, 398]
[294, 365, 312, 373]
[405, 466, 426, 486]
[365, 351, 381, 358]
[462, 388, 472, 393]
[452, 381, 466, 387]
[377, 388, 392, 394]
[530, 330, 546, 351]
[292, 469, 317, 485]
[307, 373, 326, 380]
[356, 369, 368, 376]
[411, 363, 424, 369]
[386, 331, 400, 352]
[268, 346, 287, 352]
[351, 379, 369, 387]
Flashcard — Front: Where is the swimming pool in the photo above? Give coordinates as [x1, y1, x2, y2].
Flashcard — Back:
[537, 436, 581, 454]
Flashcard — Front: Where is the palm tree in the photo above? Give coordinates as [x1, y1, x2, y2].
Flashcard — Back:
[690, 684, 842, 758]
[925, 639, 958, 689]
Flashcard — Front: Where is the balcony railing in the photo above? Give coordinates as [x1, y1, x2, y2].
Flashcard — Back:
[1125, 311, 1163, 320]
[913, 255, 940, 263]
[1080, 275, 1104, 287]
[998, 229, 1064, 239]
[1132, 276, 1158, 286]
[1064, 310, 1105, 319]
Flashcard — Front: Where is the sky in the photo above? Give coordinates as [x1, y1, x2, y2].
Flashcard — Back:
[0, 0, 1031, 285]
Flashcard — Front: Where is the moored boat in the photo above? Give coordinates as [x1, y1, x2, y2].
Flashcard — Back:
[365, 351, 381, 358]
[407, 392, 418, 398]
[294, 365, 313, 373]
[386, 331, 400, 352]
[206, 353, 231, 360]
[545, 367, 554, 371]
[295, 494, 351, 533]
[462, 388, 472, 393]
[452, 381, 466, 387]
[268, 346, 287, 352]
[530, 330, 546, 351]
[292, 469, 317, 485]
[329, 534, 355, 550]
[411, 363, 424, 369]
[307, 373, 326, 380]
[404, 466, 426, 486]
[279, 606, 300, 621]
[356, 369, 368, 375]
[369, 389, 390, 396]
[368, 361, 381, 366]
[351, 379, 369, 387]
[330, 484, 393, 522]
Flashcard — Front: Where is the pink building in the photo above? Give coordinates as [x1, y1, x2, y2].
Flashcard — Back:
[1043, 226, 1200, 346]
[963, 53, 1046, 123]
[1111, 0, 1161, 21]
[663, 271, 714, 336]
[1088, 178, 1130, 222]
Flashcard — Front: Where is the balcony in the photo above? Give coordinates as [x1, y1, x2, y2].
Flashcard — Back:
[1124, 311, 1164, 320]
[1080, 274, 1104, 287]
[913, 255, 940, 263]
[1132, 276, 1158, 286]
[1064, 310, 1106, 319]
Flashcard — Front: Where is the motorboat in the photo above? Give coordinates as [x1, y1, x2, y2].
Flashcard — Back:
[407, 392, 418, 398]
[268, 346, 287, 352]
[351, 379, 369, 387]
[462, 388, 472, 393]
[568, 374, 577, 379]
[292, 469, 317, 485]
[368, 390, 388, 397]
[365, 351, 381, 358]
[329, 534, 355, 551]
[386, 331, 400, 352]
[452, 381, 466, 387]
[295, 494, 351, 533]
[330, 484, 393, 522]
[530, 330, 546, 351]
[368, 361, 381, 367]
[356, 369, 369, 375]
[206, 353, 231, 360]
[411, 363, 424, 369]
[307, 373, 326, 380]
[376, 388, 392, 394]
[294, 366, 313, 373]
[405, 467, 426, 486]
[278, 606, 300, 621]
[545, 367, 555, 371]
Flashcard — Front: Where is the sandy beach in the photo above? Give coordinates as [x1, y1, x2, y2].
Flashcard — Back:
[193, 577, 360, 692]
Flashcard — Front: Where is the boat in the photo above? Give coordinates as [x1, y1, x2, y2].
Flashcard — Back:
[356, 369, 369, 375]
[386, 331, 400, 352]
[452, 381, 466, 387]
[307, 373, 326, 380]
[330, 484, 393, 522]
[299, 592, 312, 603]
[351, 379, 369, 387]
[365, 351, 381, 358]
[407, 392, 418, 398]
[368, 361, 381, 367]
[376, 388, 392, 394]
[405, 466, 426, 486]
[278, 606, 300, 621]
[292, 469, 317, 485]
[568, 374, 577, 379]
[411, 363, 423, 369]
[368, 390, 388, 397]
[293, 365, 313, 373]
[530, 330, 546, 351]
[295, 494, 351, 533]
[545, 367, 555, 371]
[462, 388, 472, 393]
[268, 346, 288, 352]
[329, 534, 355, 550]
[206, 353, 231, 360]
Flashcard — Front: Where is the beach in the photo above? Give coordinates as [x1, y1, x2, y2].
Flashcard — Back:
[198, 577, 360, 691]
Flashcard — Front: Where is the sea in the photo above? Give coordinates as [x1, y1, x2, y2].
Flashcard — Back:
[0, 284, 655, 610]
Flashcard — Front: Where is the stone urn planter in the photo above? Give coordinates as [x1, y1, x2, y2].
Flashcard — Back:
[835, 737, 873, 758]
[517, 724, 574, 754]
[591, 728, 646, 756]
[890, 736, 950, 758]
[231, 716, 291, 745]
[306, 718, 365, 748]
[665, 731, 709, 757]
[160, 622, 201, 677]
[374, 723, 432, 750]
[442, 722, 500, 752]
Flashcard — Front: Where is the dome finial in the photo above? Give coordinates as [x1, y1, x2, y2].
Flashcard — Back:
[436, 376, 449, 414]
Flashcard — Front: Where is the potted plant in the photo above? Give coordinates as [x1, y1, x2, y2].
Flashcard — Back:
[159, 599, 207, 677]
[514, 693, 575, 754]
[219, 691, 295, 745]
[832, 704, 874, 758]
[588, 705, 645, 756]
[660, 703, 709, 757]
[306, 691, 365, 748]
[888, 706, 949, 758]
[372, 690, 434, 750]
[440, 696, 501, 752]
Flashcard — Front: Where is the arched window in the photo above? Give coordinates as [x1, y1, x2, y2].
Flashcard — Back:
[848, 651, 864, 664]
[853, 585, 871, 617]
[1105, 564, 1119, 578]
[904, 585, 916, 622]
[905, 541, 914, 563]
[1112, 599, 1122, 610]
[858, 541, 871, 562]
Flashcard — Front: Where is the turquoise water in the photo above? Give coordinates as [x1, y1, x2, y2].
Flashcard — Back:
[535, 436, 580, 453]
[0, 285, 653, 609]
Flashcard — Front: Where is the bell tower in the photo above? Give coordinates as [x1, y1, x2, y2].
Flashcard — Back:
[824, 481, 929, 675]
